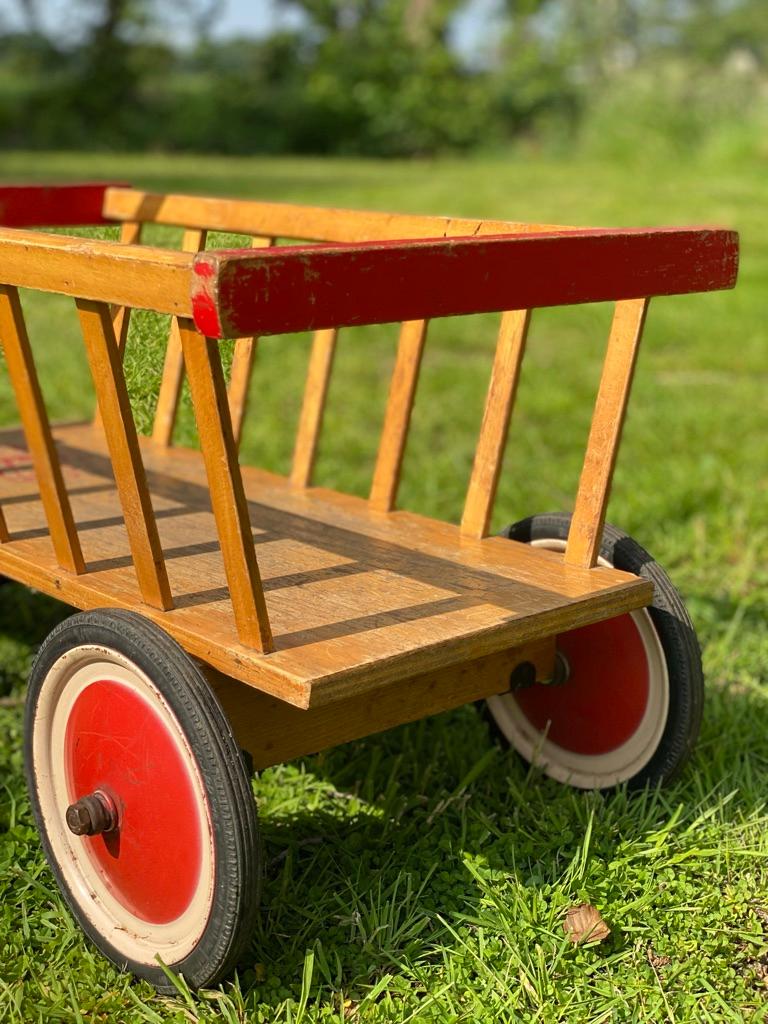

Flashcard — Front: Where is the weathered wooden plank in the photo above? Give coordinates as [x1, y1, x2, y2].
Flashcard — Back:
[290, 328, 338, 488]
[0, 420, 652, 706]
[369, 320, 428, 511]
[178, 320, 274, 652]
[461, 309, 531, 538]
[0, 285, 85, 573]
[152, 228, 208, 447]
[0, 182, 125, 227]
[206, 638, 557, 768]
[103, 186, 566, 243]
[190, 228, 740, 339]
[565, 298, 650, 568]
[0, 227, 193, 315]
[76, 298, 173, 609]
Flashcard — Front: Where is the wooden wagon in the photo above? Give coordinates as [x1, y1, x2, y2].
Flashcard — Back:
[0, 182, 738, 988]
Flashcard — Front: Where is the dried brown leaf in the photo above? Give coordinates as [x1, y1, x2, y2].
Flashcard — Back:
[744, 955, 768, 986]
[647, 945, 671, 969]
[563, 903, 611, 944]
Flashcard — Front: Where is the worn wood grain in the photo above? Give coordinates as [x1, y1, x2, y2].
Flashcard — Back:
[103, 186, 567, 243]
[76, 299, 173, 609]
[178, 320, 274, 652]
[369, 319, 428, 511]
[565, 299, 650, 568]
[206, 638, 556, 767]
[0, 422, 652, 707]
[291, 328, 338, 488]
[190, 228, 739, 339]
[0, 227, 193, 315]
[461, 309, 531, 538]
[0, 285, 85, 574]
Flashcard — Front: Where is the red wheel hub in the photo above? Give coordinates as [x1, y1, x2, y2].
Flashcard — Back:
[64, 679, 204, 924]
[514, 613, 650, 755]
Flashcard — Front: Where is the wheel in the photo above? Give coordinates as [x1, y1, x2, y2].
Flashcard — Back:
[485, 513, 703, 790]
[24, 608, 261, 991]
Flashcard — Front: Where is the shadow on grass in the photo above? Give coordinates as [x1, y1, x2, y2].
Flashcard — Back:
[247, 674, 768, 1003]
[2, 582, 766, 1009]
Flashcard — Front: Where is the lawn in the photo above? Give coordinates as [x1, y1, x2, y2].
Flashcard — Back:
[0, 147, 766, 1023]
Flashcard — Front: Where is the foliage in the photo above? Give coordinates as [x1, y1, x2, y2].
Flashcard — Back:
[0, 0, 767, 155]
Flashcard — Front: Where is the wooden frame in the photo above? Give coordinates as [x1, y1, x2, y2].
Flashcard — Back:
[0, 184, 740, 757]
[190, 228, 737, 338]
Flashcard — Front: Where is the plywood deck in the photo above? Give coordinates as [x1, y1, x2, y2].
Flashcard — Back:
[0, 422, 653, 708]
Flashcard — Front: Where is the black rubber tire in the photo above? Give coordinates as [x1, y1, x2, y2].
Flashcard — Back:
[486, 513, 703, 790]
[24, 608, 261, 992]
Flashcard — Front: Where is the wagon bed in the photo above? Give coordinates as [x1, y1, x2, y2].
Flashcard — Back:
[0, 420, 649, 708]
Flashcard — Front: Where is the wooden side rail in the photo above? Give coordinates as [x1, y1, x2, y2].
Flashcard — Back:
[0, 183, 126, 228]
[190, 228, 739, 339]
[103, 186, 567, 244]
[0, 228, 193, 315]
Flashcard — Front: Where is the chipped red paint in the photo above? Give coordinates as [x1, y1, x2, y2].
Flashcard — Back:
[190, 260, 221, 337]
[0, 183, 127, 228]
[190, 227, 739, 339]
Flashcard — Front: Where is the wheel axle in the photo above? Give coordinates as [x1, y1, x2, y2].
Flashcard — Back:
[66, 790, 118, 837]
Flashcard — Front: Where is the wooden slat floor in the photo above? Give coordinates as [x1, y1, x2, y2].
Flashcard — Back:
[0, 422, 653, 708]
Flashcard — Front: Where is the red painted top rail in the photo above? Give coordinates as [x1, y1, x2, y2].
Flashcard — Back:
[0, 183, 126, 228]
[191, 227, 739, 339]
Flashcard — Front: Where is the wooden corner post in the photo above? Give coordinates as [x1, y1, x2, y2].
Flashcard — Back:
[178, 320, 274, 653]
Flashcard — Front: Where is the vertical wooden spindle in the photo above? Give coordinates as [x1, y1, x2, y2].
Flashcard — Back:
[290, 327, 338, 488]
[113, 220, 142, 354]
[0, 285, 85, 573]
[565, 298, 650, 568]
[369, 319, 428, 512]
[461, 309, 531, 539]
[94, 221, 144, 431]
[152, 228, 208, 447]
[76, 298, 173, 609]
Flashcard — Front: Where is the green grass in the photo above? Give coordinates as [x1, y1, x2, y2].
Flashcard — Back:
[0, 148, 766, 1022]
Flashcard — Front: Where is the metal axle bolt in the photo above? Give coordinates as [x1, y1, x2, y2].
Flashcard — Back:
[66, 790, 118, 837]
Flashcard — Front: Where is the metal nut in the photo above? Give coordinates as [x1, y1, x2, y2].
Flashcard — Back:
[65, 791, 118, 837]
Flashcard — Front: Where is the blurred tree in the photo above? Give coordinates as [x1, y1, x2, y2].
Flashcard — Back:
[0, 0, 765, 155]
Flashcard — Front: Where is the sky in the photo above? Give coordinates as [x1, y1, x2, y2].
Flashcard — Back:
[0, 0, 499, 60]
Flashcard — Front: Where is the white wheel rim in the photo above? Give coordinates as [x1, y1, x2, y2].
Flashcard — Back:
[487, 538, 669, 788]
[31, 644, 216, 965]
